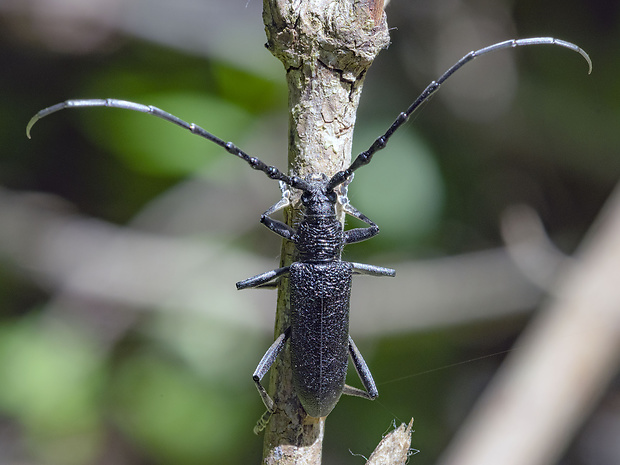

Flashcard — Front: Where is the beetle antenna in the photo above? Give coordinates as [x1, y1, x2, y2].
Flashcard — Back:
[27, 98, 311, 191]
[327, 37, 591, 191]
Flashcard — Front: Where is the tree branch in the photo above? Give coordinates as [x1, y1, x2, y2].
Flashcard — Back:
[437, 184, 620, 465]
[366, 419, 414, 465]
[260, 1, 389, 463]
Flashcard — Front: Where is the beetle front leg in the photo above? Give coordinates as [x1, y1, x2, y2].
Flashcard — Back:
[342, 202, 380, 244]
[252, 327, 291, 434]
[260, 214, 295, 240]
[258, 182, 296, 240]
[343, 336, 379, 401]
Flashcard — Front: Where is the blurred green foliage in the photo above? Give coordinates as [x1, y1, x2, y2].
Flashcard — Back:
[0, 316, 103, 464]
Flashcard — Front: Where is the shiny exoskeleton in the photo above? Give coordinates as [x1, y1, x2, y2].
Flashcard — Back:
[27, 37, 591, 434]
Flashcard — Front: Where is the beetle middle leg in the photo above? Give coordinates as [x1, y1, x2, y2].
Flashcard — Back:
[351, 261, 396, 277]
[236, 266, 290, 290]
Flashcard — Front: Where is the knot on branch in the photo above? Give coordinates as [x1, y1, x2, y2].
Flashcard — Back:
[264, 0, 390, 81]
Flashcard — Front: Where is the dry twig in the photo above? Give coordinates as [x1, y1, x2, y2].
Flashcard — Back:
[438, 184, 620, 465]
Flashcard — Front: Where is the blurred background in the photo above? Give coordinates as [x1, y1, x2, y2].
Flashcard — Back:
[0, 0, 618, 464]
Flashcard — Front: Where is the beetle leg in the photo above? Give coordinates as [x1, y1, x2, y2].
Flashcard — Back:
[343, 336, 379, 400]
[256, 181, 297, 240]
[260, 215, 296, 240]
[236, 266, 290, 290]
[252, 327, 291, 434]
[342, 203, 380, 244]
[253, 409, 274, 435]
[262, 180, 291, 216]
[351, 262, 396, 277]
[335, 177, 381, 244]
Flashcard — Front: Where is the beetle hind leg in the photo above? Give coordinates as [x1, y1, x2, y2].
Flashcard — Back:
[343, 336, 379, 400]
[252, 327, 291, 434]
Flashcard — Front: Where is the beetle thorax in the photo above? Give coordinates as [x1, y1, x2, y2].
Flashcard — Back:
[289, 174, 341, 261]
[294, 217, 344, 262]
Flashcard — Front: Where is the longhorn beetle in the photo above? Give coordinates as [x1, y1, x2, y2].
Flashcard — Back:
[27, 37, 591, 434]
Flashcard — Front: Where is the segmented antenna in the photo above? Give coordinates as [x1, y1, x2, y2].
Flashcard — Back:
[327, 37, 591, 191]
[26, 98, 312, 192]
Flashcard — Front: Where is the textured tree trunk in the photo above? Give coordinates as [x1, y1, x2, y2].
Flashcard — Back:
[260, 1, 390, 463]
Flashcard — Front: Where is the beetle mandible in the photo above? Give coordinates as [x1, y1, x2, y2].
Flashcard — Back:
[27, 37, 591, 434]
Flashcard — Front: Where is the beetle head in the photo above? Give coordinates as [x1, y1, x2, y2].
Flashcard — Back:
[298, 173, 338, 217]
